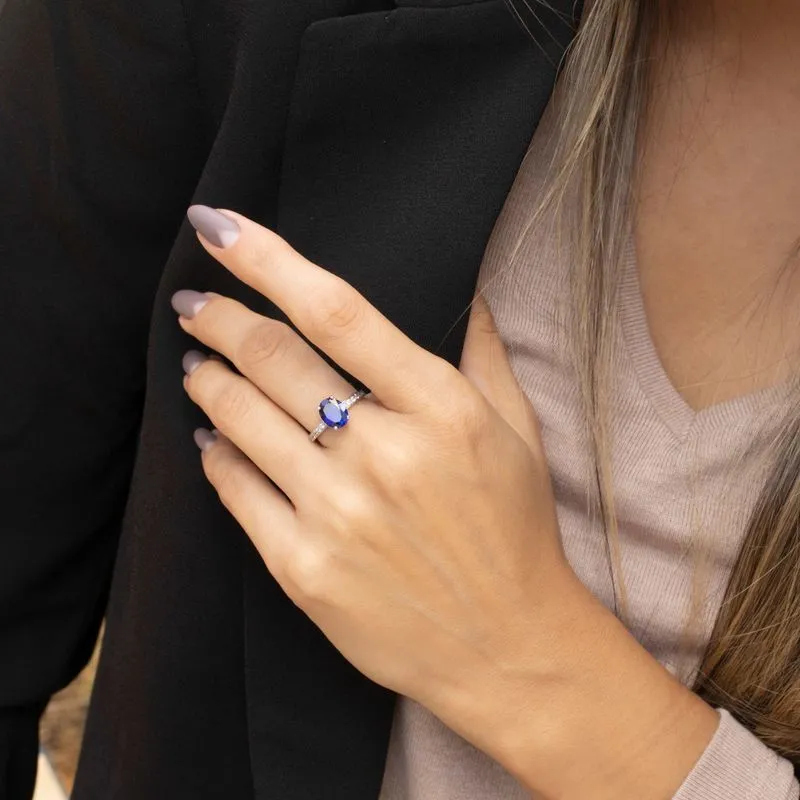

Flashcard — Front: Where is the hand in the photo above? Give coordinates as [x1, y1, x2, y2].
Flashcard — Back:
[173, 206, 718, 799]
[172, 206, 578, 737]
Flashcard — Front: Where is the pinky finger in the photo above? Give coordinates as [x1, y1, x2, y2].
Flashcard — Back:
[195, 428, 298, 579]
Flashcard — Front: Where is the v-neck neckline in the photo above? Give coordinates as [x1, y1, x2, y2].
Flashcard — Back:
[618, 234, 790, 442]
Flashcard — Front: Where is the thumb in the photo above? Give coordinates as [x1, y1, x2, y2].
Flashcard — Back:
[458, 292, 543, 452]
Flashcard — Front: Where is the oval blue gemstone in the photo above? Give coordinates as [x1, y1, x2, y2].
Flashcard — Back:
[319, 397, 349, 428]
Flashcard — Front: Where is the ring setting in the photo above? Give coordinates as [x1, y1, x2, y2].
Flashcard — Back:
[309, 389, 369, 442]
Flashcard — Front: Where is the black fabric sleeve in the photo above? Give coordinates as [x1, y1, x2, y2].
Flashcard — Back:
[0, 0, 206, 716]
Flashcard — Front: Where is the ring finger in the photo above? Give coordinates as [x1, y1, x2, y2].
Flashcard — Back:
[173, 290, 377, 449]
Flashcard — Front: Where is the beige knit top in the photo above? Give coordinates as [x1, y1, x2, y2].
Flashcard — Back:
[378, 90, 800, 799]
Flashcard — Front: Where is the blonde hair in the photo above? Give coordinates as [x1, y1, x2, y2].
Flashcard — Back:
[508, 0, 800, 764]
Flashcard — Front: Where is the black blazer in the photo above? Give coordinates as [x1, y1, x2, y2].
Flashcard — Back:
[1, 1, 580, 797]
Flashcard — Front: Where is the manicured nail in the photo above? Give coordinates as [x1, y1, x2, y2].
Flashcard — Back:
[171, 290, 209, 319]
[182, 350, 208, 376]
[193, 427, 218, 452]
[187, 205, 240, 248]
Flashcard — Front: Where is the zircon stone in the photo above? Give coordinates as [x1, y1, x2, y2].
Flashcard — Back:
[319, 397, 349, 429]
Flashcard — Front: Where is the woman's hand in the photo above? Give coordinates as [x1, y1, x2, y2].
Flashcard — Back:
[172, 205, 719, 799]
[172, 204, 575, 714]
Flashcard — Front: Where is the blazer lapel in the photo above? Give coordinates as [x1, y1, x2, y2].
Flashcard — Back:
[243, 2, 579, 798]
[275, 0, 578, 372]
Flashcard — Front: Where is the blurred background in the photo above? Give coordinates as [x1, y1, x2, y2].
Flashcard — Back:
[37, 637, 101, 798]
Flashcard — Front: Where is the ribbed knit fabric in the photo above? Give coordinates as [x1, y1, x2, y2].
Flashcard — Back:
[378, 91, 800, 800]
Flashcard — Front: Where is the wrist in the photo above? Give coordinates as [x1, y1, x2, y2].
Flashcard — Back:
[436, 571, 719, 799]
[514, 593, 720, 799]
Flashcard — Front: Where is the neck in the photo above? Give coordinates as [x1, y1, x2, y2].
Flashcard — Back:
[634, 0, 800, 402]
[666, 0, 800, 54]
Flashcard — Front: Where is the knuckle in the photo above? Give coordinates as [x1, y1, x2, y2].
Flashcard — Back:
[236, 319, 294, 371]
[428, 360, 466, 408]
[240, 240, 273, 282]
[287, 544, 332, 602]
[443, 390, 488, 438]
[212, 381, 255, 426]
[325, 484, 374, 535]
[433, 357, 463, 389]
[371, 438, 419, 481]
[305, 281, 362, 338]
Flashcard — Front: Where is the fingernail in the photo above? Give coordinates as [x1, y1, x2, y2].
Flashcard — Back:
[182, 350, 208, 376]
[171, 290, 209, 319]
[193, 427, 218, 452]
[187, 205, 240, 248]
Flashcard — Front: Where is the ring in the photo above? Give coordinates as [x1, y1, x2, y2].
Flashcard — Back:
[309, 389, 369, 443]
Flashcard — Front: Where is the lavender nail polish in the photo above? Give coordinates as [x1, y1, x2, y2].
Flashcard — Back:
[187, 205, 240, 248]
[171, 290, 209, 319]
[193, 428, 218, 452]
[182, 350, 208, 376]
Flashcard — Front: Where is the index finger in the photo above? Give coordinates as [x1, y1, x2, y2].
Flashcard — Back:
[187, 205, 450, 412]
